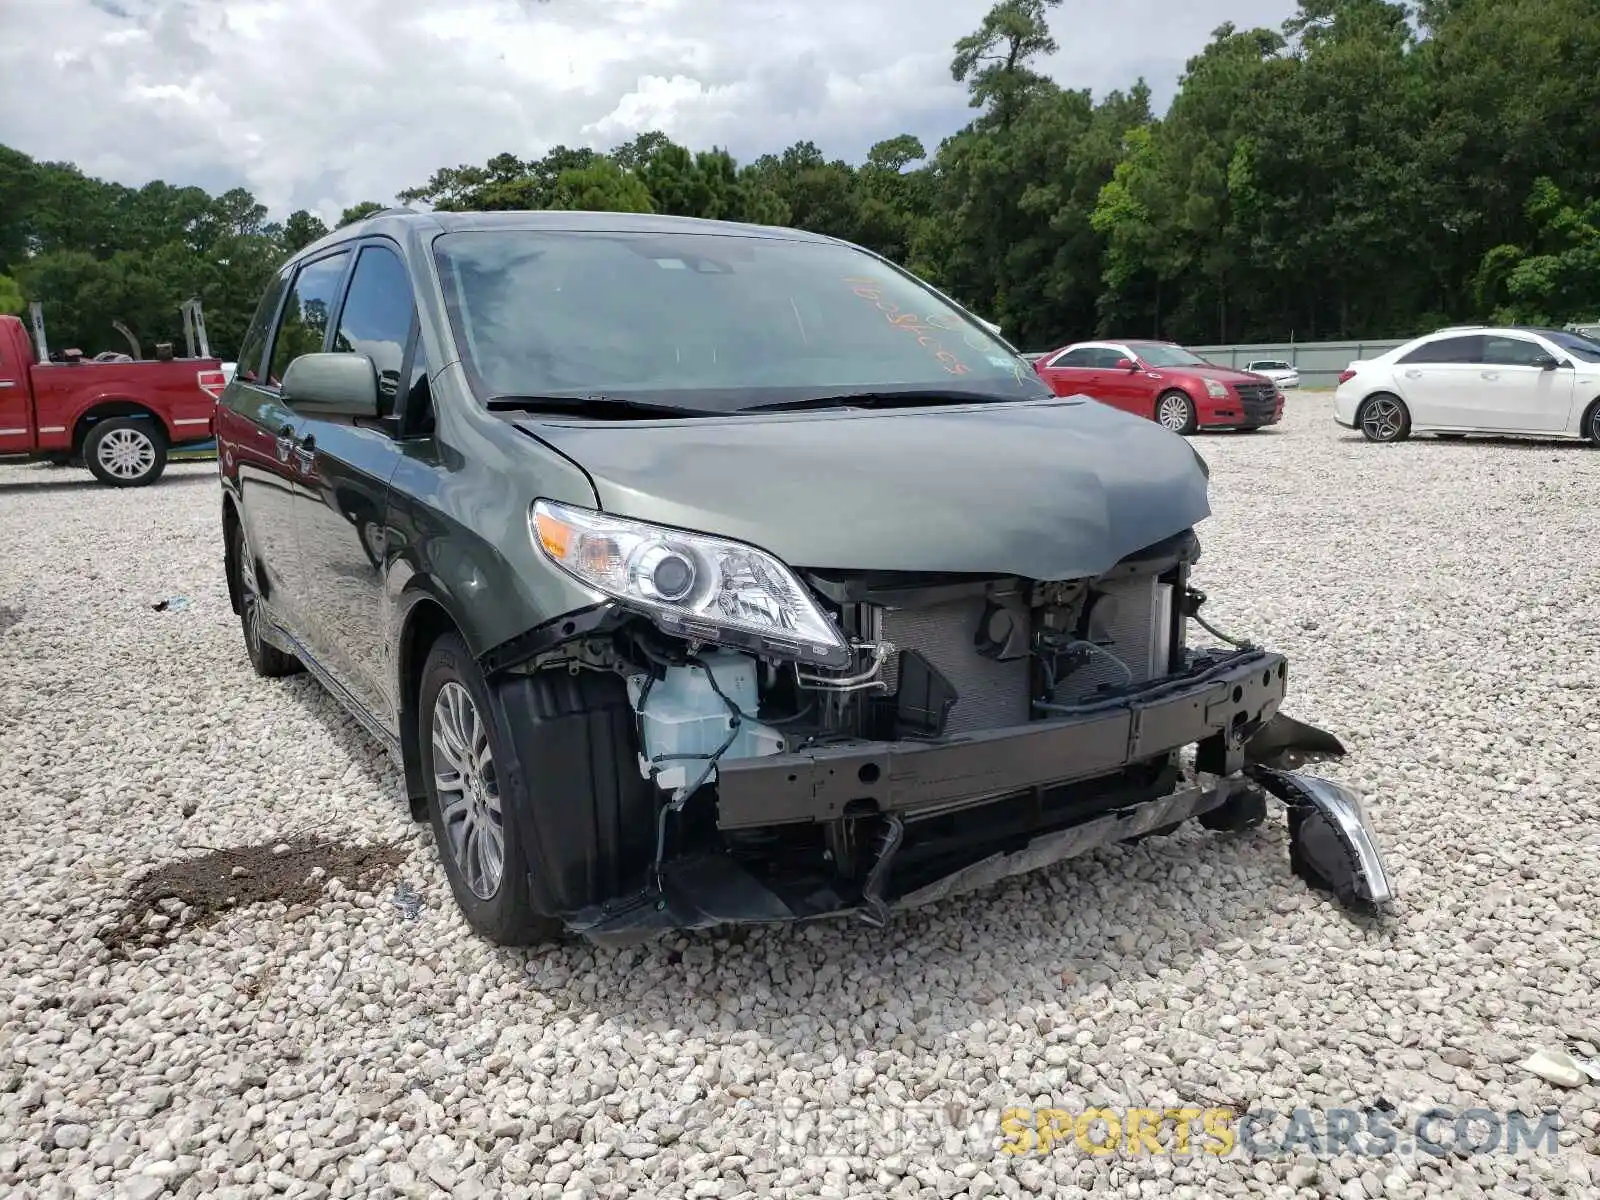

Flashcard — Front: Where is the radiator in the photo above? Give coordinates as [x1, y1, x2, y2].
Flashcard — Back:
[878, 596, 1031, 734]
[1054, 574, 1172, 702]
[873, 576, 1172, 732]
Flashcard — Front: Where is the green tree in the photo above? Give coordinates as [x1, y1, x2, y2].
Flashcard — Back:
[1476, 179, 1600, 324]
[281, 210, 330, 253]
[338, 201, 385, 227]
[950, 0, 1063, 130]
[0, 272, 23, 316]
[546, 160, 654, 212]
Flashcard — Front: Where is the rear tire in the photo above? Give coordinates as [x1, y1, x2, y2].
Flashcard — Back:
[1356, 393, 1411, 443]
[419, 632, 564, 946]
[84, 417, 168, 487]
[1584, 400, 1600, 447]
[1155, 390, 1197, 435]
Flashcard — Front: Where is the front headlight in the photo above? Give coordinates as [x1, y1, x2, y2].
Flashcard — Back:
[1204, 379, 1229, 399]
[529, 499, 851, 669]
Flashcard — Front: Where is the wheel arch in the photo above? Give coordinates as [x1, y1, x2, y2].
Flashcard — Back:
[1581, 394, 1600, 445]
[222, 494, 243, 616]
[397, 594, 467, 817]
[72, 397, 171, 456]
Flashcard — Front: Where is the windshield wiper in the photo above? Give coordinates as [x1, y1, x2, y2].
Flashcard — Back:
[738, 389, 1033, 413]
[486, 393, 721, 419]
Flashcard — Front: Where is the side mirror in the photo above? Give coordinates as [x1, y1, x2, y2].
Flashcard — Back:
[281, 352, 380, 417]
[1531, 353, 1560, 370]
[1114, 357, 1137, 371]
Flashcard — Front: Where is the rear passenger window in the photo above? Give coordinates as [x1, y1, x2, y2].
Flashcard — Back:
[331, 245, 415, 412]
[1399, 335, 1483, 365]
[1051, 348, 1095, 368]
[234, 269, 291, 384]
[267, 251, 350, 386]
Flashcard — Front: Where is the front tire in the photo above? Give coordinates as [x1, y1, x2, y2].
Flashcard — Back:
[419, 632, 562, 946]
[230, 519, 301, 678]
[84, 418, 168, 487]
[1155, 390, 1197, 435]
[1584, 400, 1600, 447]
[1357, 393, 1411, 443]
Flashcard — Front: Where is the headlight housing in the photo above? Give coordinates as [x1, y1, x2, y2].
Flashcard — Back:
[530, 499, 851, 668]
[1204, 379, 1229, 399]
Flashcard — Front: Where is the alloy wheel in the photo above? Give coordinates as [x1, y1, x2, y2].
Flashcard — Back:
[237, 528, 266, 654]
[97, 427, 157, 480]
[1361, 397, 1405, 442]
[1158, 394, 1191, 432]
[431, 681, 505, 900]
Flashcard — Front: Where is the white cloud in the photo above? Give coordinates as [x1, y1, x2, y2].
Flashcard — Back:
[0, 0, 1298, 225]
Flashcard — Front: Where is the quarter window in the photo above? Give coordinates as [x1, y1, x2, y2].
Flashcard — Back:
[332, 245, 415, 411]
[267, 251, 350, 386]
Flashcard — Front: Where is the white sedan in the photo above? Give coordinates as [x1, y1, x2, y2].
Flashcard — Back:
[1334, 326, 1600, 444]
[1245, 359, 1300, 388]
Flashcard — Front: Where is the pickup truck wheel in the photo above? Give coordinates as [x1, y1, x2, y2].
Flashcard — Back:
[230, 520, 301, 678]
[419, 632, 563, 946]
[84, 418, 168, 487]
[1155, 390, 1197, 435]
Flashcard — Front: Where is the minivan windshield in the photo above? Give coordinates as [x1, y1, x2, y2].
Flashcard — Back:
[432, 229, 1049, 412]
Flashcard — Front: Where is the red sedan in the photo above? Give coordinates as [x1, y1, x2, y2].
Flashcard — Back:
[1032, 339, 1284, 434]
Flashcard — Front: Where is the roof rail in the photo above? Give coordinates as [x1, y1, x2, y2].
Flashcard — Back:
[1433, 324, 1485, 333]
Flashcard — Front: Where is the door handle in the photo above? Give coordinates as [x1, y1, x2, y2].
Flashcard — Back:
[1480, 371, 1498, 380]
[1403, 369, 1422, 378]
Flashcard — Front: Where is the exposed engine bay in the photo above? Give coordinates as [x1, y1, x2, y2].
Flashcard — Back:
[512, 526, 1395, 939]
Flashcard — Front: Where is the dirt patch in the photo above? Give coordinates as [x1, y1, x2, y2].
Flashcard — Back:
[0, 605, 21, 636]
[102, 837, 410, 955]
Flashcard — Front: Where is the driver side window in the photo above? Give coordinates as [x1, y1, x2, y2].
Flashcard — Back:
[1481, 336, 1551, 367]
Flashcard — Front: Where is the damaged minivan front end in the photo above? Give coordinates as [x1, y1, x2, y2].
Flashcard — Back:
[491, 454, 1393, 942]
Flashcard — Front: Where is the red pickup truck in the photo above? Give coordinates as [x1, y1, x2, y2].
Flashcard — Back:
[0, 300, 226, 487]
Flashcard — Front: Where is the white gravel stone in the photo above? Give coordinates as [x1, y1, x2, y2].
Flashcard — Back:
[2, 397, 1598, 1199]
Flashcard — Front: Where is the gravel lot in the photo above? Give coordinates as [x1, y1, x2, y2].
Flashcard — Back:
[2, 393, 1599, 1199]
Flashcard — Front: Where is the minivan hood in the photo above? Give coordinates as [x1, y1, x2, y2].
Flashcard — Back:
[511, 397, 1210, 580]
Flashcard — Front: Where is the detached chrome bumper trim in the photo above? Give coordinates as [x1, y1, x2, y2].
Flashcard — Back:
[1250, 766, 1396, 906]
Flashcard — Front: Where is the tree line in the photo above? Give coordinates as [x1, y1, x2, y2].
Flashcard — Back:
[1, 0, 1595, 361]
